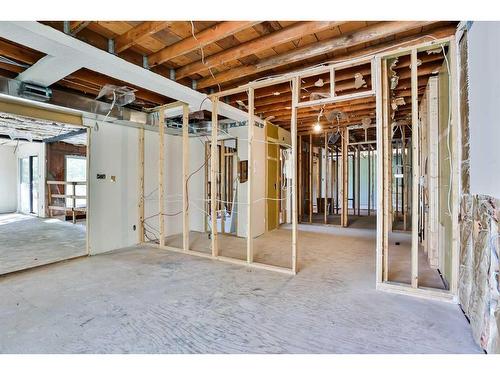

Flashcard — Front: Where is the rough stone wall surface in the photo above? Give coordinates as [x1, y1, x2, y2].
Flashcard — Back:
[459, 194, 500, 353]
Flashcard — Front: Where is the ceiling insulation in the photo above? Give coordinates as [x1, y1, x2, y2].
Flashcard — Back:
[0, 111, 86, 145]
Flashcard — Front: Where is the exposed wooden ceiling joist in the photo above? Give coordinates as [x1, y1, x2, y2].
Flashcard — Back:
[148, 21, 259, 67]
[69, 21, 91, 36]
[175, 21, 345, 80]
[197, 21, 435, 89]
[114, 21, 173, 53]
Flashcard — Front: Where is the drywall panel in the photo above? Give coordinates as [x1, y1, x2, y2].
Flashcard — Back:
[468, 22, 500, 198]
[87, 119, 206, 254]
[142, 131, 205, 240]
[87, 120, 139, 255]
[0, 145, 17, 213]
[228, 125, 266, 238]
[187, 137, 207, 233]
[143, 130, 182, 238]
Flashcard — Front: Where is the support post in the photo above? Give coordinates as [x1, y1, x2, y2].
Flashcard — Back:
[158, 108, 165, 247]
[411, 49, 419, 289]
[449, 37, 460, 295]
[309, 134, 313, 223]
[375, 56, 384, 284]
[382, 58, 390, 282]
[211, 98, 219, 256]
[221, 139, 226, 234]
[247, 87, 254, 263]
[367, 148, 371, 216]
[72, 182, 76, 224]
[395, 141, 400, 220]
[341, 127, 348, 227]
[182, 104, 189, 251]
[356, 145, 361, 216]
[298, 135, 302, 222]
[291, 76, 299, 274]
[330, 144, 334, 217]
[324, 131, 328, 224]
[138, 127, 145, 242]
[335, 148, 339, 214]
[402, 126, 407, 230]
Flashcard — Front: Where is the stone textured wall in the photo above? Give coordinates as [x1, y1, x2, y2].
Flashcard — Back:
[459, 194, 500, 353]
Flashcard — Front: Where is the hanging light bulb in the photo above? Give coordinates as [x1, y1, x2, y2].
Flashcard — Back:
[313, 106, 324, 132]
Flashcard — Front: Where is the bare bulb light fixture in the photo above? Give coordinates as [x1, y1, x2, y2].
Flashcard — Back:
[313, 123, 322, 132]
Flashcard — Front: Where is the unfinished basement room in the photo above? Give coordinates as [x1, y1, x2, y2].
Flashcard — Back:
[0, 4, 499, 369]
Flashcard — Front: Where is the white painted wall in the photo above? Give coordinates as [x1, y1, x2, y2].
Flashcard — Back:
[15, 141, 46, 217]
[468, 21, 500, 198]
[0, 145, 17, 213]
[87, 120, 139, 255]
[143, 131, 206, 238]
[228, 125, 266, 238]
[187, 137, 207, 233]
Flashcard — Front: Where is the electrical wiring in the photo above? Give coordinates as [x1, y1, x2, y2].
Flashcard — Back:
[441, 44, 454, 219]
[422, 36, 453, 218]
[140, 111, 296, 242]
[190, 21, 222, 93]
[249, 35, 441, 87]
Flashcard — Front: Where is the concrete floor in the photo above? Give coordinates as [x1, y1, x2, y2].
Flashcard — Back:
[388, 231, 446, 289]
[308, 213, 376, 229]
[0, 224, 481, 353]
[0, 213, 86, 274]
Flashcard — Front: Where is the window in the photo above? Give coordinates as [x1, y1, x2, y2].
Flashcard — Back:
[65, 156, 86, 208]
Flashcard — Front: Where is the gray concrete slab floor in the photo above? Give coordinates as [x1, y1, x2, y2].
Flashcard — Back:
[0, 213, 86, 274]
[0, 224, 482, 353]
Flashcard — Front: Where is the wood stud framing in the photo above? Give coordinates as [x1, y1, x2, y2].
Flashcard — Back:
[211, 98, 219, 256]
[182, 104, 189, 252]
[131, 35, 461, 297]
[247, 88, 255, 263]
[410, 49, 419, 289]
[341, 127, 348, 227]
[373, 37, 458, 303]
[158, 107, 165, 247]
[291, 76, 299, 274]
[138, 127, 145, 243]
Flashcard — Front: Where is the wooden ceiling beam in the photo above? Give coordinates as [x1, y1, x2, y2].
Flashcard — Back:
[254, 70, 433, 112]
[217, 24, 455, 95]
[252, 70, 433, 118]
[233, 60, 438, 108]
[197, 21, 436, 89]
[229, 64, 371, 104]
[257, 96, 376, 114]
[70, 21, 91, 36]
[114, 21, 173, 53]
[148, 21, 259, 67]
[275, 54, 440, 99]
[0, 40, 42, 64]
[175, 21, 345, 80]
[266, 102, 377, 118]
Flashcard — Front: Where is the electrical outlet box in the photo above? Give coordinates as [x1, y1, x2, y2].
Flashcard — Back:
[97, 174, 106, 179]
